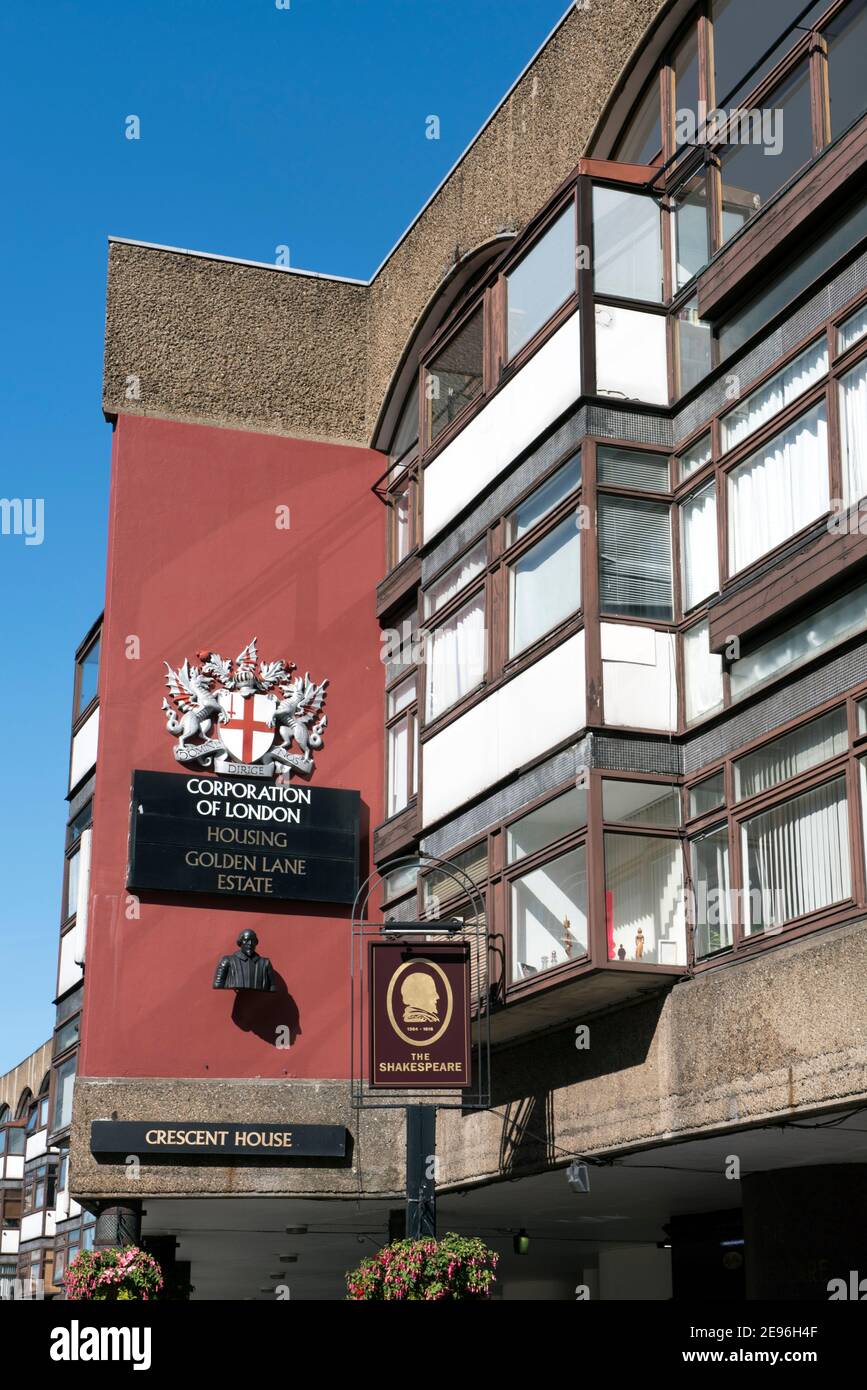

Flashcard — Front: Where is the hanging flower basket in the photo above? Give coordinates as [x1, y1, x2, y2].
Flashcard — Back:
[346, 1232, 499, 1301]
[64, 1247, 165, 1301]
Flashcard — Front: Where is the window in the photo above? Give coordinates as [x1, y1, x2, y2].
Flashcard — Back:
[742, 778, 851, 933]
[511, 846, 588, 981]
[605, 834, 686, 964]
[671, 173, 710, 290]
[614, 77, 661, 163]
[729, 580, 867, 700]
[64, 803, 92, 922]
[386, 675, 417, 818]
[684, 619, 724, 724]
[859, 698, 867, 736]
[681, 482, 719, 611]
[382, 860, 420, 907]
[52, 1056, 76, 1133]
[711, 0, 826, 106]
[672, 23, 700, 144]
[422, 841, 487, 917]
[689, 771, 725, 819]
[506, 205, 575, 359]
[509, 514, 580, 656]
[839, 356, 867, 505]
[719, 61, 813, 246]
[507, 457, 581, 542]
[839, 303, 867, 354]
[390, 385, 419, 466]
[727, 401, 828, 574]
[598, 494, 673, 620]
[53, 1015, 81, 1056]
[426, 308, 484, 444]
[597, 446, 669, 492]
[507, 786, 588, 863]
[593, 187, 663, 302]
[691, 825, 733, 959]
[826, 0, 867, 138]
[388, 472, 416, 569]
[721, 338, 828, 452]
[424, 540, 486, 618]
[678, 432, 711, 483]
[0, 1191, 21, 1230]
[734, 708, 847, 802]
[602, 780, 680, 827]
[675, 296, 713, 394]
[424, 591, 486, 722]
[75, 636, 100, 718]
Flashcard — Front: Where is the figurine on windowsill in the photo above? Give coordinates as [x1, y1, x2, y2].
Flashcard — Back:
[617, 944, 627, 961]
[562, 916, 576, 959]
[635, 928, 645, 960]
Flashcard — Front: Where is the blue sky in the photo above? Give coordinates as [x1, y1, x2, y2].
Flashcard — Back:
[0, 0, 569, 1073]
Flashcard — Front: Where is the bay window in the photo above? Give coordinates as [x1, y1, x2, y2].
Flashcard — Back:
[729, 579, 867, 700]
[690, 824, 733, 960]
[601, 779, 680, 827]
[734, 708, 847, 801]
[507, 786, 588, 862]
[52, 1056, 76, 1133]
[593, 186, 663, 302]
[684, 618, 724, 724]
[424, 539, 486, 618]
[721, 338, 828, 453]
[511, 846, 588, 981]
[741, 777, 851, 933]
[727, 401, 828, 574]
[385, 674, 417, 818]
[677, 432, 711, 483]
[424, 591, 486, 722]
[689, 771, 725, 819]
[507, 456, 581, 541]
[425, 306, 484, 444]
[671, 173, 709, 292]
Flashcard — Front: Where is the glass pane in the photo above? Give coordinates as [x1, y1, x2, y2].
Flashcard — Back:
[387, 674, 415, 718]
[673, 24, 700, 144]
[427, 308, 484, 443]
[53, 1058, 76, 1132]
[605, 833, 686, 964]
[593, 186, 663, 302]
[382, 861, 419, 902]
[711, 0, 826, 106]
[598, 495, 673, 620]
[859, 698, 867, 735]
[839, 357, 867, 507]
[507, 787, 588, 863]
[509, 515, 580, 656]
[719, 196, 867, 361]
[731, 579, 867, 699]
[77, 638, 100, 716]
[56, 984, 83, 1024]
[425, 593, 486, 721]
[721, 338, 828, 452]
[678, 432, 712, 482]
[839, 303, 867, 354]
[826, 0, 867, 139]
[391, 487, 411, 567]
[66, 848, 80, 920]
[672, 174, 709, 289]
[742, 778, 850, 932]
[597, 446, 669, 491]
[681, 482, 719, 611]
[602, 780, 681, 827]
[387, 716, 410, 817]
[384, 610, 417, 686]
[424, 540, 486, 618]
[506, 205, 575, 359]
[67, 803, 93, 848]
[734, 708, 847, 801]
[8, 1127, 25, 1155]
[423, 842, 487, 915]
[676, 297, 713, 395]
[691, 826, 733, 959]
[53, 1016, 80, 1056]
[391, 387, 419, 462]
[719, 61, 813, 245]
[728, 402, 828, 574]
[614, 77, 662, 163]
[684, 619, 724, 723]
[689, 772, 726, 819]
[507, 457, 581, 542]
[511, 846, 588, 980]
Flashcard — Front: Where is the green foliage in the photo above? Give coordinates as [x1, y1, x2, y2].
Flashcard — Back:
[64, 1247, 165, 1301]
[346, 1232, 499, 1301]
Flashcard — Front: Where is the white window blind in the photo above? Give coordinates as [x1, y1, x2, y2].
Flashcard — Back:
[598, 495, 672, 620]
[728, 402, 828, 574]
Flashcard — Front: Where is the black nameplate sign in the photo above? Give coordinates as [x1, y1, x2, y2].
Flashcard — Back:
[127, 770, 360, 904]
[91, 1120, 348, 1160]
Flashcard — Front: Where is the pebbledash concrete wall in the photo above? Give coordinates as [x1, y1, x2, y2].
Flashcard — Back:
[101, 0, 667, 448]
[73, 920, 867, 1199]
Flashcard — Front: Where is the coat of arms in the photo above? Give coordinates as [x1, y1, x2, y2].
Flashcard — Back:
[161, 638, 328, 779]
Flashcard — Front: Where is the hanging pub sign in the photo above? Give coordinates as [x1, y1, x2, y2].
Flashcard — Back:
[369, 941, 471, 1089]
[128, 770, 360, 904]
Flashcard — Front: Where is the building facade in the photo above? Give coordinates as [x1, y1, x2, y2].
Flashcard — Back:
[42, 0, 867, 1298]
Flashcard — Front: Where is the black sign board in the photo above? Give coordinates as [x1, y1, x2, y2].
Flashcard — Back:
[91, 1120, 347, 1160]
[128, 770, 360, 904]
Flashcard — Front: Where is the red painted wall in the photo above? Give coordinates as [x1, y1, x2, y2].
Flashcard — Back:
[79, 413, 385, 1079]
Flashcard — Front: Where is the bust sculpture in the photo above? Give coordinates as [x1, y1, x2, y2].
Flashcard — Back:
[213, 929, 276, 992]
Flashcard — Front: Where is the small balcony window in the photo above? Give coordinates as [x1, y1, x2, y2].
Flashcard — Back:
[511, 845, 588, 981]
[508, 514, 580, 657]
[506, 204, 576, 359]
[426, 307, 484, 444]
[592, 186, 663, 303]
[741, 777, 851, 934]
[605, 833, 686, 964]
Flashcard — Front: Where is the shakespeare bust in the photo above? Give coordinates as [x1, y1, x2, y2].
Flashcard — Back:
[213, 929, 276, 992]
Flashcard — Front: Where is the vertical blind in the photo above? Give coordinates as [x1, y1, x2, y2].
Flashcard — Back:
[742, 777, 851, 932]
[681, 482, 719, 611]
[728, 401, 828, 574]
[840, 356, 867, 506]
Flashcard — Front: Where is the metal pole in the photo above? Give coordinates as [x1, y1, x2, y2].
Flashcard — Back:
[405, 1104, 436, 1239]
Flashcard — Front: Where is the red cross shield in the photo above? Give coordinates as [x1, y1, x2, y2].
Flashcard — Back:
[217, 692, 276, 764]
